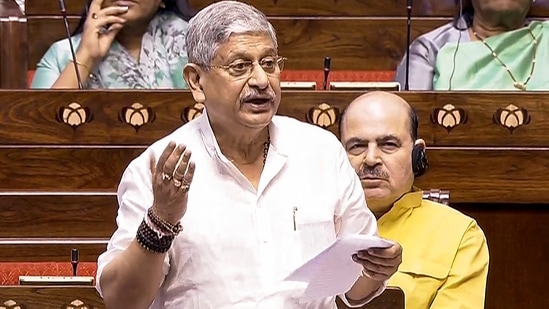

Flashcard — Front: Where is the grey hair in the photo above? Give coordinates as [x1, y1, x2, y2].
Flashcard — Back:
[185, 1, 278, 68]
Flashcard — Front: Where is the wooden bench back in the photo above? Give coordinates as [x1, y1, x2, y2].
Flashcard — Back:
[23, 0, 549, 72]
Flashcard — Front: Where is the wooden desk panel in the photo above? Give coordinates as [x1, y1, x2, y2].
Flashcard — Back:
[0, 242, 106, 262]
[0, 194, 117, 238]
[0, 147, 143, 190]
[1, 91, 548, 147]
[1, 147, 547, 204]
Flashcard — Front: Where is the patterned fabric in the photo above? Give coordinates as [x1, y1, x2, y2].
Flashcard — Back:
[92, 11, 188, 89]
[434, 20, 549, 91]
[0, 263, 97, 285]
[31, 11, 188, 89]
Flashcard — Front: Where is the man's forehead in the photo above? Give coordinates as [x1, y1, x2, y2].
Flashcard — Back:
[343, 100, 410, 140]
[346, 119, 407, 140]
[217, 33, 276, 59]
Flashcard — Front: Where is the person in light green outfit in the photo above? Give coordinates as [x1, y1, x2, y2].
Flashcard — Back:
[394, 0, 548, 91]
[31, 0, 194, 89]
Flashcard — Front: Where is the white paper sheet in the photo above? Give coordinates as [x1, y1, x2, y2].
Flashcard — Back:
[284, 235, 394, 300]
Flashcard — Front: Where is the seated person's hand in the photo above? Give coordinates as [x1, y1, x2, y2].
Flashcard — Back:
[352, 242, 402, 281]
[79, 0, 129, 62]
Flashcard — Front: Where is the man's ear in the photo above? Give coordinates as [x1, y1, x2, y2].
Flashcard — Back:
[414, 138, 426, 150]
[183, 64, 206, 103]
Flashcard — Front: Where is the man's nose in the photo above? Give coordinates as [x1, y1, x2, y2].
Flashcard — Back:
[362, 147, 382, 166]
[247, 63, 269, 90]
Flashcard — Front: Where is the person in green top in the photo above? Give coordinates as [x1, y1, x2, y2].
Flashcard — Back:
[31, 0, 194, 89]
[395, 0, 548, 91]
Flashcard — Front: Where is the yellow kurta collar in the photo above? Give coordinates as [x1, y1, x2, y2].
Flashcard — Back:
[377, 187, 423, 225]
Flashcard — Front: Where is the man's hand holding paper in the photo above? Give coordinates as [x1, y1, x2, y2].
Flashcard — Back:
[352, 242, 403, 282]
[284, 235, 402, 302]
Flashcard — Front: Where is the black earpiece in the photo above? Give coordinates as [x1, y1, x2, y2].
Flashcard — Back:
[411, 144, 429, 177]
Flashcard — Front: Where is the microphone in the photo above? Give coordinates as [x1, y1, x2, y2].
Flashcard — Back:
[404, 0, 412, 91]
[71, 249, 79, 276]
[323, 57, 331, 90]
[59, 0, 84, 89]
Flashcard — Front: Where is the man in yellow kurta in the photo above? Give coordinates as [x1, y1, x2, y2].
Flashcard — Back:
[339, 91, 489, 309]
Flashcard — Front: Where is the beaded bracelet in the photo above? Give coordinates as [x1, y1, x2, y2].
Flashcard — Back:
[144, 213, 170, 239]
[136, 219, 174, 253]
[147, 207, 183, 235]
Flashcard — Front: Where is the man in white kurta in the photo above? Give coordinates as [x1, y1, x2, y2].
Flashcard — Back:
[97, 110, 384, 308]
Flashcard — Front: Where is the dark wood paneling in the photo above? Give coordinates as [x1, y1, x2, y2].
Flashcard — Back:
[399, 92, 549, 147]
[0, 194, 117, 238]
[0, 286, 105, 309]
[0, 147, 143, 190]
[456, 204, 549, 309]
[415, 149, 549, 204]
[0, 242, 106, 262]
[27, 17, 448, 70]
[25, 0, 549, 17]
[1, 146, 548, 203]
[2, 91, 549, 147]
[0, 90, 188, 145]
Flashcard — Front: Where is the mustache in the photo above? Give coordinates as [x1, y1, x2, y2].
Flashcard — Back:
[357, 165, 389, 180]
[240, 88, 276, 103]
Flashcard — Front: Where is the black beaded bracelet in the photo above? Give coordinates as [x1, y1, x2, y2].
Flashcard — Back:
[147, 207, 183, 235]
[136, 219, 174, 253]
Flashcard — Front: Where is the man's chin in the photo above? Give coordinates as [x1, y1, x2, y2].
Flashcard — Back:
[363, 187, 390, 200]
[238, 109, 276, 127]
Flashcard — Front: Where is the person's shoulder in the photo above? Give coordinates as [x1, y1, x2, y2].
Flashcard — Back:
[36, 34, 83, 68]
[534, 19, 549, 33]
[414, 20, 467, 47]
[49, 34, 83, 52]
[420, 199, 479, 232]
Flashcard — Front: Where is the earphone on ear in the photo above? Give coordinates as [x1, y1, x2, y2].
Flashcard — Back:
[411, 144, 429, 177]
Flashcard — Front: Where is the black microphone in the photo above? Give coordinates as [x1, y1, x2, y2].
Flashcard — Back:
[71, 248, 79, 276]
[323, 57, 331, 90]
[59, 0, 84, 89]
[404, 0, 412, 91]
